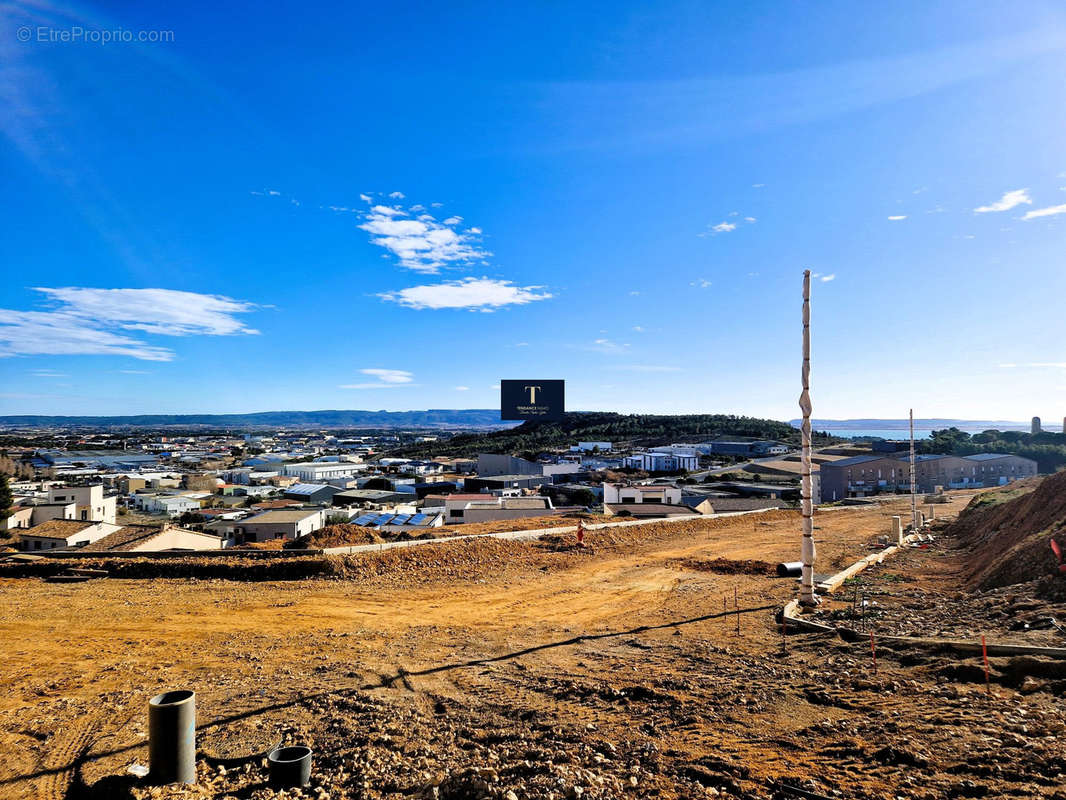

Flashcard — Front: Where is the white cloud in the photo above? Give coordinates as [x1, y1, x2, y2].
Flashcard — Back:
[711, 221, 736, 233]
[31, 370, 67, 377]
[744, 216, 756, 223]
[339, 368, 415, 389]
[35, 288, 259, 336]
[820, 273, 836, 282]
[887, 215, 907, 220]
[752, 183, 765, 188]
[267, 190, 281, 196]
[632, 326, 644, 332]
[0, 288, 258, 362]
[514, 342, 530, 347]
[388, 191, 405, 199]
[1022, 203, 1066, 220]
[691, 279, 712, 288]
[378, 277, 552, 310]
[454, 385, 470, 391]
[358, 200, 490, 273]
[974, 188, 1031, 213]
[118, 369, 152, 374]
[582, 338, 631, 354]
[629, 290, 640, 296]
[359, 193, 372, 203]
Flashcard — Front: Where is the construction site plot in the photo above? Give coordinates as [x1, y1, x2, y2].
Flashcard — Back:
[2, 488, 1065, 800]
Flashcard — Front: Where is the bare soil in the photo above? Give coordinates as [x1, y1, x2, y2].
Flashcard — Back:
[2, 493, 1065, 800]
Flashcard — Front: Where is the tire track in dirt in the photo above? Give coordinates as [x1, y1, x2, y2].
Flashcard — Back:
[38, 718, 97, 800]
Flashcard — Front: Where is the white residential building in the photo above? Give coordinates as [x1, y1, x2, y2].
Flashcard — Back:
[623, 451, 699, 472]
[603, 483, 683, 505]
[46, 485, 117, 524]
[19, 519, 122, 551]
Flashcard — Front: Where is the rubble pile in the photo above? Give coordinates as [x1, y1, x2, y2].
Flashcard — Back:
[948, 471, 1066, 592]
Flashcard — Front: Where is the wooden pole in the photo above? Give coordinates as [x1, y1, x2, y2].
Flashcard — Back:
[799, 270, 817, 606]
[910, 409, 918, 531]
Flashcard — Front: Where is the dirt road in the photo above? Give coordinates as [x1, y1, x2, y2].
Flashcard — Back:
[3, 494, 1064, 799]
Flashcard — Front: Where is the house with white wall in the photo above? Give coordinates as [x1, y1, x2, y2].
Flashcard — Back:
[19, 519, 122, 551]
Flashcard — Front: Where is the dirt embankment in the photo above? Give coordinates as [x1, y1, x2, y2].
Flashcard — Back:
[946, 471, 1066, 592]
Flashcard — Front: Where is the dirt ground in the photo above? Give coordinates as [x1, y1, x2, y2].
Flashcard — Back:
[3, 493, 1065, 800]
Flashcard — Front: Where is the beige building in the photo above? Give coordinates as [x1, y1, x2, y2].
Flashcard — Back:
[234, 508, 326, 543]
[82, 523, 226, 552]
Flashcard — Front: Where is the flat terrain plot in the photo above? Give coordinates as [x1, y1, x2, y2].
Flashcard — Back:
[3, 494, 1065, 799]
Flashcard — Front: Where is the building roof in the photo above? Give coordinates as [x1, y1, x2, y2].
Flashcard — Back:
[821, 454, 895, 468]
[963, 453, 1014, 461]
[251, 499, 303, 510]
[285, 483, 336, 495]
[241, 509, 323, 525]
[472, 474, 545, 483]
[23, 519, 97, 540]
[83, 524, 220, 552]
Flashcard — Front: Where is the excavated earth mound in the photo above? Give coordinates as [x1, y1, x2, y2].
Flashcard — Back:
[947, 471, 1066, 593]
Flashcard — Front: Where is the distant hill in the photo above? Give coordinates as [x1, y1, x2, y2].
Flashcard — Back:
[386, 412, 825, 458]
[792, 418, 1031, 431]
[0, 409, 514, 430]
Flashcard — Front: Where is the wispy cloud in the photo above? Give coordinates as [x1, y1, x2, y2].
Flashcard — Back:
[378, 277, 552, 311]
[581, 338, 631, 354]
[454, 385, 470, 391]
[690, 279, 712, 288]
[357, 197, 489, 273]
[339, 368, 415, 389]
[1022, 203, 1066, 220]
[0, 288, 258, 362]
[887, 215, 907, 221]
[812, 272, 836, 282]
[974, 188, 1031, 213]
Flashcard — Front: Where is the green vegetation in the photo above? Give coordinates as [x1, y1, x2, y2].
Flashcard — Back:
[0, 474, 12, 521]
[920, 427, 1066, 472]
[387, 412, 829, 459]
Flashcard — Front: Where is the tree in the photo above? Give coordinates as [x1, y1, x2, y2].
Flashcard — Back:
[567, 488, 596, 507]
[0, 474, 12, 520]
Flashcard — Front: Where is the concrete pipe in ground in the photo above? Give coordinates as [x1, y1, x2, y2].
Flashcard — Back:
[776, 561, 802, 577]
[149, 689, 196, 784]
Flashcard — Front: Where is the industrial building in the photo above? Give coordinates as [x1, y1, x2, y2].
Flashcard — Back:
[819, 452, 1038, 501]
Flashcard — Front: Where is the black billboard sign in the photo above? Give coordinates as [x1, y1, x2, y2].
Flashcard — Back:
[501, 380, 565, 421]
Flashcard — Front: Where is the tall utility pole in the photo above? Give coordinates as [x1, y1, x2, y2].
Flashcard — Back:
[799, 270, 817, 607]
[909, 408, 918, 531]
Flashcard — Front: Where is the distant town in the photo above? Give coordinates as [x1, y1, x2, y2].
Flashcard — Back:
[0, 413, 1052, 554]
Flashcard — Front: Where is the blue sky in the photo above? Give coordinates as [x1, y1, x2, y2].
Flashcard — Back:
[2, 1, 1065, 420]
